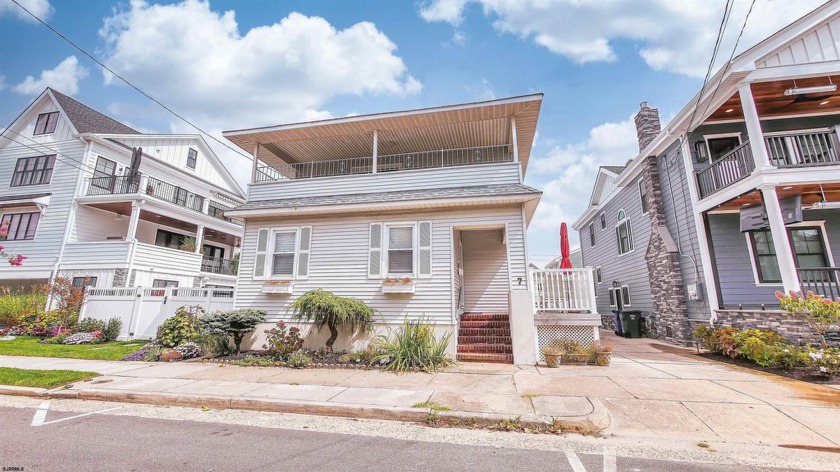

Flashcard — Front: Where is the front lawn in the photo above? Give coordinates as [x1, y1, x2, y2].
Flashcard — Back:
[0, 336, 143, 360]
[0, 367, 100, 389]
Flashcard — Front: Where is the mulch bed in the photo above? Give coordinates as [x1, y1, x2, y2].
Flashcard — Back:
[697, 351, 838, 385]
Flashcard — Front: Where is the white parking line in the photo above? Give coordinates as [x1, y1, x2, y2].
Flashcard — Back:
[603, 445, 617, 472]
[565, 449, 588, 472]
[31, 400, 122, 427]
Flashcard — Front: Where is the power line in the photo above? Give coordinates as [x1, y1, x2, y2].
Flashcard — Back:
[11, 0, 254, 162]
[700, 0, 758, 121]
[686, 0, 735, 131]
[1, 132, 94, 175]
[1, 126, 97, 174]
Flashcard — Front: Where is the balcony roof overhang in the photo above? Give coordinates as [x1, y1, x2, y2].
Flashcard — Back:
[222, 94, 543, 173]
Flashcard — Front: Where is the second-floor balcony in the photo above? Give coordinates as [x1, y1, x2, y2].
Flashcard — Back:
[696, 128, 840, 198]
[201, 255, 237, 276]
[254, 144, 513, 183]
[83, 174, 242, 226]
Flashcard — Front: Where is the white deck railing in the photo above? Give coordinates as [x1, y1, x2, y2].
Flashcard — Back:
[530, 268, 598, 313]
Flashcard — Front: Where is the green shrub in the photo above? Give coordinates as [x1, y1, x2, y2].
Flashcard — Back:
[0, 286, 47, 327]
[286, 351, 312, 369]
[77, 318, 105, 333]
[777, 290, 840, 349]
[233, 354, 276, 367]
[197, 308, 266, 353]
[192, 332, 231, 358]
[805, 347, 840, 376]
[371, 319, 453, 372]
[99, 318, 122, 343]
[263, 321, 304, 359]
[288, 289, 374, 350]
[156, 305, 203, 348]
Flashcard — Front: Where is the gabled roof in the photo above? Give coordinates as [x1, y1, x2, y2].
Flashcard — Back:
[601, 165, 626, 175]
[48, 88, 139, 135]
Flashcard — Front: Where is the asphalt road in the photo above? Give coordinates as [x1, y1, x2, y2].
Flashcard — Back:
[0, 403, 818, 472]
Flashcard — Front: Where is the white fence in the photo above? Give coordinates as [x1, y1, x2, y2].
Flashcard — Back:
[529, 268, 597, 313]
[80, 287, 235, 340]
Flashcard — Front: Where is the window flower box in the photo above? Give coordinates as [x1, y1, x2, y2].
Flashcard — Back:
[262, 280, 293, 294]
[381, 277, 415, 294]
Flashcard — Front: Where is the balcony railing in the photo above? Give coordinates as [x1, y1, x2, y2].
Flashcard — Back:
[696, 142, 756, 199]
[530, 268, 597, 313]
[255, 144, 513, 183]
[86, 176, 140, 196]
[146, 177, 205, 212]
[798, 267, 840, 299]
[207, 201, 242, 225]
[201, 255, 237, 276]
[764, 130, 840, 168]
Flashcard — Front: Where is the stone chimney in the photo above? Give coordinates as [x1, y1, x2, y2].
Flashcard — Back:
[634, 101, 661, 152]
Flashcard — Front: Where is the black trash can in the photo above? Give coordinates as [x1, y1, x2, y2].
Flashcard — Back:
[622, 310, 642, 338]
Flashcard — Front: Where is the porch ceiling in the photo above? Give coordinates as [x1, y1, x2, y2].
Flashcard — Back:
[226, 94, 542, 172]
[86, 203, 236, 246]
[707, 76, 840, 122]
[708, 182, 840, 212]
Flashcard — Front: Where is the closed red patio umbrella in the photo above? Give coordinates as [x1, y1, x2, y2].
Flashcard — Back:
[559, 222, 573, 269]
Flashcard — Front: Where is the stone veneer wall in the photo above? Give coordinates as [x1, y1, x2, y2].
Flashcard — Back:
[113, 269, 128, 287]
[687, 310, 840, 348]
[642, 155, 692, 345]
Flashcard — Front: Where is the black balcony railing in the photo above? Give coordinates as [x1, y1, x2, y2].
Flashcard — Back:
[201, 256, 237, 276]
[146, 177, 204, 212]
[765, 131, 840, 167]
[696, 142, 755, 199]
[87, 176, 140, 196]
[798, 267, 840, 300]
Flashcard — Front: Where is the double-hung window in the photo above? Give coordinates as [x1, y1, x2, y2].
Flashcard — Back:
[387, 225, 414, 275]
[639, 180, 649, 214]
[615, 210, 633, 255]
[0, 212, 41, 241]
[34, 112, 59, 135]
[11, 155, 56, 187]
[749, 227, 830, 284]
[253, 227, 312, 280]
[186, 148, 197, 169]
[589, 223, 595, 247]
[599, 213, 606, 230]
[92, 156, 117, 191]
[72, 276, 98, 288]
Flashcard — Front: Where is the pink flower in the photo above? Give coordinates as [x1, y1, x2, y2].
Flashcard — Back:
[775, 290, 784, 300]
[8, 254, 26, 266]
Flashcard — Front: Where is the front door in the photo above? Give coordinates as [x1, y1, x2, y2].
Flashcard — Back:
[460, 229, 509, 314]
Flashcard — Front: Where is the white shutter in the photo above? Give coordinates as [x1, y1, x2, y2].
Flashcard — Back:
[253, 228, 269, 279]
[297, 226, 311, 278]
[369, 223, 382, 277]
[418, 221, 432, 278]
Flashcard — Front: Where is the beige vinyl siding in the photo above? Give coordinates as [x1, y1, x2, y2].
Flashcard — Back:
[461, 229, 509, 313]
[248, 162, 521, 201]
[235, 205, 526, 324]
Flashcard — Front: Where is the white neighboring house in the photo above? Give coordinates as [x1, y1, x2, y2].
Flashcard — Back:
[223, 95, 600, 364]
[0, 88, 246, 290]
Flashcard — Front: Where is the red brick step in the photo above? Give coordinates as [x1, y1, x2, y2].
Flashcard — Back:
[457, 313, 513, 364]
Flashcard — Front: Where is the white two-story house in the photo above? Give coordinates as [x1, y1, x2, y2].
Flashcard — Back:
[0, 88, 246, 290]
[224, 95, 555, 363]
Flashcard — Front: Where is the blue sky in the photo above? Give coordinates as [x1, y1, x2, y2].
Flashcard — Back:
[0, 0, 824, 265]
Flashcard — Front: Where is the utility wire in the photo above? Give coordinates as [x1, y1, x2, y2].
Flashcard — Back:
[11, 0, 254, 162]
[1, 126, 98, 173]
[1, 132, 94, 175]
[686, 0, 735, 131]
[700, 0, 758, 121]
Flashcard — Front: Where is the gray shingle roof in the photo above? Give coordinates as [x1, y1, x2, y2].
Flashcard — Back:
[233, 183, 542, 211]
[50, 88, 140, 135]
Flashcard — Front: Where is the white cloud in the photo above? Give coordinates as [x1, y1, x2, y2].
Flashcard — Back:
[98, 0, 421, 130]
[419, 0, 824, 77]
[0, 0, 52, 22]
[13, 56, 88, 96]
[526, 115, 638, 251]
[0, 75, 6, 90]
[452, 30, 466, 45]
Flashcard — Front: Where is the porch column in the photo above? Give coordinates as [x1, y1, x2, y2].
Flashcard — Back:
[759, 184, 800, 293]
[251, 143, 260, 183]
[126, 200, 143, 242]
[372, 129, 378, 174]
[738, 84, 772, 170]
[511, 117, 519, 163]
[195, 225, 205, 254]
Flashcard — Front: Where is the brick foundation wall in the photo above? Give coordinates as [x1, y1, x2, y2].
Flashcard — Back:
[643, 156, 692, 346]
[687, 310, 840, 348]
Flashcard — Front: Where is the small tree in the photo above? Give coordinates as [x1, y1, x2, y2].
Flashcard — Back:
[288, 289, 374, 351]
[46, 276, 87, 330]
[198, 308, 266, 353]
[777, 290, 840, 349]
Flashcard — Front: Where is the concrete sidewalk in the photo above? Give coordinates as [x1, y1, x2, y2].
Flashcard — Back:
[2, 331, 840, 444]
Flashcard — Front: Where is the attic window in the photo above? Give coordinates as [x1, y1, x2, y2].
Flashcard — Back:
[187, 148, 197, 169]
[34, 112, 59, 135]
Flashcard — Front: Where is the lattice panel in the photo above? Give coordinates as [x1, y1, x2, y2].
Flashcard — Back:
[536, 325, 597, 363]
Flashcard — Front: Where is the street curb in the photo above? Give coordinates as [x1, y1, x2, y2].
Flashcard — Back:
[0, 387, 610, 433]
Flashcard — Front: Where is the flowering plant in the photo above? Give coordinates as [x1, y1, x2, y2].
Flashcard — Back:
[383, 277, 413, 285]
[777, 290, 840, 349]
[0, 221, 27, 266]
[173, 342, 202, 359]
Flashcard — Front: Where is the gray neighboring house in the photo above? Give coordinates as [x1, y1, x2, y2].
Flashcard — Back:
[574, 2, 840, 346]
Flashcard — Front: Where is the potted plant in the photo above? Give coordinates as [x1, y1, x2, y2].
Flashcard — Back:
[542, 339, 592, 366]
[146, 184, 155, 195]
[542, 341, 564, 368]
[381, 276, 415, 294]
[592, 341, 613, 366]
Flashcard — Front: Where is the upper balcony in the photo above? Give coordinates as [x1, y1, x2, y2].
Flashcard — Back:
[222, 94, 544, 201]
[82, 174, 243, 226]
[696, 128, 840, 198]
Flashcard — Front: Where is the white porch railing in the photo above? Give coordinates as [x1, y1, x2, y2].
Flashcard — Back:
[529, 268, 597, 313]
